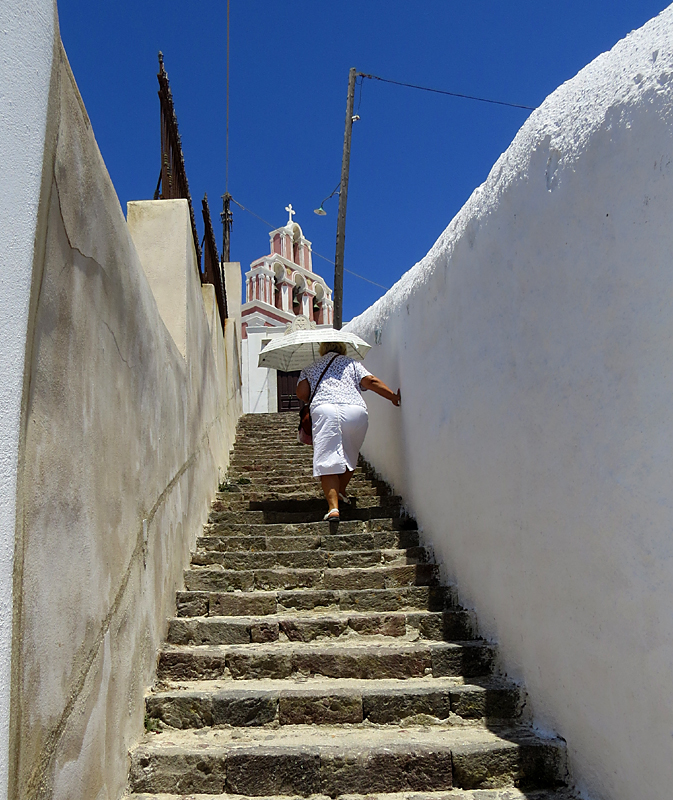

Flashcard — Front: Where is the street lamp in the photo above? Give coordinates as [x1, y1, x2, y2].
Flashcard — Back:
[314, 183, 340, 216]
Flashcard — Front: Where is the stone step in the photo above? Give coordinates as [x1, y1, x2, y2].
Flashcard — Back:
[227, 466, 316, 477]
[145, 676, 521, 729]
[234, 426, 301, 433]
[156, 639, 495, 682]
[229, 455, 314, 465]
[216, 486, 383, 501]
[227, 462, 370, 475]
[236, 415, 298, 424]
[225, 470, 379, 484]
[190, 546, 429, 570]
[222, 474, 382, 489]
[129, 725, 565, 795]
[197, 529, 421, 553]
[176, 586, 458, 618]
[208, 504, 402, 526]
[130, 790, 578, 800]
[236, 416, 298, 424]
[215, 494, 386, 512]
[203, 517, 418, 538]
[184, 563, 440, 593]
[232, 444, 303, 450]
[251, 497, 402, 511]
[229, 445, 311, 455]
[219, 478, 382, 491]
[232, 434, 302, 442]
[166, 609, 476, 646]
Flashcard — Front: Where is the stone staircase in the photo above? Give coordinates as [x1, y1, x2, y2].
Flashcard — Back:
[128, 412, 576, 800]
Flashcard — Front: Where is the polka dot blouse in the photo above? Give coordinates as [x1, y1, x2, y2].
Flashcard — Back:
[299, 354, 372, 410]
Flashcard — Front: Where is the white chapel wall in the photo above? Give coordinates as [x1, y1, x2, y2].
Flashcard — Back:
[242, 326, 279, 413]
[348, 8, 673, 800]
[1, 20, 242, 800]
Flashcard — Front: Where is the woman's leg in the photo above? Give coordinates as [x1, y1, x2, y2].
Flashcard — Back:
[320, 474, 340, 515]
[338, 470, 354, 496]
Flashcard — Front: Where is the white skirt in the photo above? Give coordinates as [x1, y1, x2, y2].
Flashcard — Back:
[311, 403, 368, 476]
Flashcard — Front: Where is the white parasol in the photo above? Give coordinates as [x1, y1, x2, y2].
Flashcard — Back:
[257, 328, 371, 372]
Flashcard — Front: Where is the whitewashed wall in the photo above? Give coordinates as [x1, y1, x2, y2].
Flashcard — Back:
[1, 18, 242, 800]
[0, 3, 57, 799]
[349, 8, 673, 800]
[242, 325, 279, 413]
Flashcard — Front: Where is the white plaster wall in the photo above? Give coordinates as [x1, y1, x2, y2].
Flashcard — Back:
[0, 3, 56, 799]
[5, 39, 242, 800]
[348, 8, 673, 800]
[242, 327, 279, 413]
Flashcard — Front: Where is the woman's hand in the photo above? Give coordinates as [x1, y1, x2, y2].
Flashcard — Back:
[361, 375, 401, 406]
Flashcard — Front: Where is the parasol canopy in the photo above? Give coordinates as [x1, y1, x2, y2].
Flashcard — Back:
[257, 328, 371, 372]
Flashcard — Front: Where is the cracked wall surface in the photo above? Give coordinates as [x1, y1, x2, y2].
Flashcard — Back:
[7, 30, 242, 800]
[348, 7, 673, 800]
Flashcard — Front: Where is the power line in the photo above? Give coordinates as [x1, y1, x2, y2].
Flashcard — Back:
[225, 0, 230, 192]
[230, 198, 274, 229]
[230, 197, 390, 291]
[311, 250, 390, 291]
[359, 72, 536, 111]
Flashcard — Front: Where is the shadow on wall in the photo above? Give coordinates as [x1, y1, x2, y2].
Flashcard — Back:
[9, 40, 242, 800]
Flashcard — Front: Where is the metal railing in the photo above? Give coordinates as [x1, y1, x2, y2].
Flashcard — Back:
[154, 52, 228, 331]
[202, 194, 228, 330]
[154, 52, 202, 270]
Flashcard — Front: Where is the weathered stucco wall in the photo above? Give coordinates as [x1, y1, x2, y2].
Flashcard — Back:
[7, 37, 242, 800]
[0, 3, 57, 799]
[348, 8, 673, 800]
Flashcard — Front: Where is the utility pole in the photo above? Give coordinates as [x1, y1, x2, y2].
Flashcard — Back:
[333, 67, 357, 330]
[221, 192, 233, 262]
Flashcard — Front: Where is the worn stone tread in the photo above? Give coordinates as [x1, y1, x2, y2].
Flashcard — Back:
[176, 586, 459, 618]
[209, 506, 404, 525]
[131, 792, 576, 800]
[157, 639, 495, 681]
[196, 531, 422, 553]
[146, 676, 521, 728]
[184, 563, 440, 593]
[190, 547, 430, 570]
[130, 791, 577, 800]
[217, 479, 382, 493]
[203, 518, 418, 537]
[166, 609, 477, 646]
[130, 725, 565, 795]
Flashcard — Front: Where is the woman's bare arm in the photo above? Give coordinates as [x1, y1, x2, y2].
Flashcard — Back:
[360, 375, 401, 406]
[296, 378, 310, 403]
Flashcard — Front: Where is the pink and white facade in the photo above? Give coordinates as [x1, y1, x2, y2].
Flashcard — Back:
[241, 207, 334, 413]
[242, 206, 333, 335]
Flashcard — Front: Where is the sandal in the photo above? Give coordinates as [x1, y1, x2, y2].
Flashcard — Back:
[324, 510, 340, 521]
[338, 493, 351, 505]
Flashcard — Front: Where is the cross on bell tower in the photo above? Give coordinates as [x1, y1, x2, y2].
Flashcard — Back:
[285, 204, 296, 225]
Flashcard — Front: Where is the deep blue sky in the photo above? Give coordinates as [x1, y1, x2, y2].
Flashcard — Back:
[58, 1, 668, 321]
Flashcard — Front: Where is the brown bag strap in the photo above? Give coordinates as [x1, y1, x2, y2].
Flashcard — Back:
[308, 354, 339, 406]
